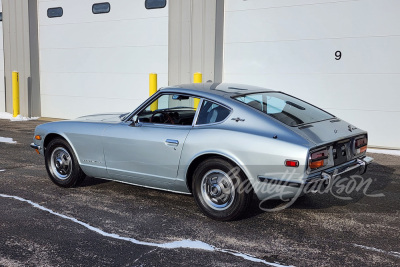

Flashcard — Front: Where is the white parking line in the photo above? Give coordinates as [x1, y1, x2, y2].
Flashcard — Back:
[353, 244, 400, 258]
[0, 193, 292, 267]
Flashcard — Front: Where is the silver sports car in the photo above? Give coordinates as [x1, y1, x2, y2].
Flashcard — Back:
[31, 83, 373, 221]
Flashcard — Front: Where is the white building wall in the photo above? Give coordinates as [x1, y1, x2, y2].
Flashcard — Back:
[38, 0, 168, 119]
[223, 0, 400, 149]
[0, 1, 5, 112]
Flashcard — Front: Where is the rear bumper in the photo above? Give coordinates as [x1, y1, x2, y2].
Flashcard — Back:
[305, 156, 373, 185]
[254, 156, 374, 200]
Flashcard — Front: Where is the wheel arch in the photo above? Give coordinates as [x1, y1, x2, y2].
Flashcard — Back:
[185, 152, 253, 193]
[43, 133, 82, 164]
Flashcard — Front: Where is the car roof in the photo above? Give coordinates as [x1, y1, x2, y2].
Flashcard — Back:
[160, 83, 277, 98]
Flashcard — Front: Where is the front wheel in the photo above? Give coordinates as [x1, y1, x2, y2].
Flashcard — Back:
[192, 157, 252, 221]
[45, 138, 85, 187]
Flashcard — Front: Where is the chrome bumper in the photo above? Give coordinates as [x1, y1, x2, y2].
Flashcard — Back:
[257, 156, 374, 189]
[306, 156, 374, 185]
[30, 143, 41, 150]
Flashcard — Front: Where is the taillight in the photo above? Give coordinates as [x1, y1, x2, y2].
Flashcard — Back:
[309, 148, 329, 170]
[354, 136, 367, 154]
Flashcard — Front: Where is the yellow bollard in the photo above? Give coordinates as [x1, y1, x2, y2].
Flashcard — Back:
[193, 72, 202, 108]
[12, 71, 20, 117]
[149, 73, 158, 111]
[193, 72, 202, 84]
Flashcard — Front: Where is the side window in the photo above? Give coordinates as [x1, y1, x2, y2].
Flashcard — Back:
[47, 7, 63, 18]
[136, 94, 198, 125]
[196, 100, 231, 125]
[145, 0, 166, 9]
[92, 2, 111, 14]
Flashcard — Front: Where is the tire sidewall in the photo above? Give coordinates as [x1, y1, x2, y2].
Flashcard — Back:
[192, 158, 251, 221]
[45, 138, 83, 187]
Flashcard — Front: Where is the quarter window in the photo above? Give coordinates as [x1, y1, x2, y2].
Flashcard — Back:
[196, 100, 231, 125]
[92, 2, 111, 14]
[145, 0, 166, 9]
[47, 7, 63, 18]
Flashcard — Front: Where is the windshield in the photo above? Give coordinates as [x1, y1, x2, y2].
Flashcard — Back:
[234, 92, 334, 126]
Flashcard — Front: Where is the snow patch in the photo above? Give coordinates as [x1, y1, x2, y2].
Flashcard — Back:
[0, 193, 292, 267]
[368, 149, 400, 156]
[0, 112, 38, 121]
[0, 137, 17, 144]
[0, 170, 4, 172]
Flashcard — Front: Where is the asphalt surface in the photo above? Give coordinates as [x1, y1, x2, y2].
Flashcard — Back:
[0, 119, 399, 267]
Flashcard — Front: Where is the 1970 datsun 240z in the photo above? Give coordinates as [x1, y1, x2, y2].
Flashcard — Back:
[31, 83, 373, 220]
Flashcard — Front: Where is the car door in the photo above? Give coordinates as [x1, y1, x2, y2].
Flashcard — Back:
[102, 93, 199, 190]
[103, 123, 191, 189]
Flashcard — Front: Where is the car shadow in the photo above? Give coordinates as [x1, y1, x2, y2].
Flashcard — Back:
[243, 161, 398, 219]
[79, 176, 111, 187]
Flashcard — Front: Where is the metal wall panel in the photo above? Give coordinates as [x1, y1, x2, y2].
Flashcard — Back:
[3, 0, 31, 116]
[168, 0, 222, 85]
[0, 0, 4, 112]
[223, 0, 400, 148]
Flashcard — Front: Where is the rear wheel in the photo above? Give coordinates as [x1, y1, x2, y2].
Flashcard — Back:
[45, 138, 85, 187]
[192, 157, 252, 221]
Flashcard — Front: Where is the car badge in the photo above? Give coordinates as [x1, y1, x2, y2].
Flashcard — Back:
[348, 125, 352, 132]
[231, 117, 245, 122]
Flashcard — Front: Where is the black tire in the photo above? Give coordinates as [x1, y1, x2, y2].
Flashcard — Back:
[45, 138, 85, 188]
[192, 157, 253, 221]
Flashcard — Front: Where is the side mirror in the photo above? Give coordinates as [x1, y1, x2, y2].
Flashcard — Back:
[129, 121, 142, 127]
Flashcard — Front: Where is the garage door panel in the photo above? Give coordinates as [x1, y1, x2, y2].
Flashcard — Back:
[40, 73, 167, 119]
[38, 0, 168, 119]
[40, 94, 142, 119]
[323, 109, 400, 149]
[39, 17, 168, 49]
[39, 0, 167, 26]
[223, 73, 400, 113]
[224, 36, 400, 74]
[40, 46, 168, 74]
[226, 0, 358, 11]
[40, 72, 167, 101]
[225, 0, 400, 43]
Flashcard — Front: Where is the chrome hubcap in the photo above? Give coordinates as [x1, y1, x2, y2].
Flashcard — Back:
[50, 147, 72, 180]
[201, 170, 235, 210]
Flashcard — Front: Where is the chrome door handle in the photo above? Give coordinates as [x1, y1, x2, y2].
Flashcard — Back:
[165, 139, 179, 146]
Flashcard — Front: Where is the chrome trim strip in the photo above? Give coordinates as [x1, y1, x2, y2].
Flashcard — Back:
[192, 98, 204, 126]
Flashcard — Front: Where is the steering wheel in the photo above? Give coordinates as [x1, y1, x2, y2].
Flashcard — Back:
[150, 111, 175, 124]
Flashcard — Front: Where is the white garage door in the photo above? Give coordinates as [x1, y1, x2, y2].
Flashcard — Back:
[38, 0, 168, 119]
[0, 1, 5, 112]
[224, 0, 400, 149]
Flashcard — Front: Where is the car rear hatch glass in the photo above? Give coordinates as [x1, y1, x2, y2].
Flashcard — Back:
[233, 92, 334, 127]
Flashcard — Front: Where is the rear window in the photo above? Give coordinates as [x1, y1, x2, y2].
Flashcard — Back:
[234, 92, 334, 126]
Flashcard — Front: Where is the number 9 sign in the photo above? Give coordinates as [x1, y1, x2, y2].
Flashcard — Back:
[335, 51, 342, 60]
